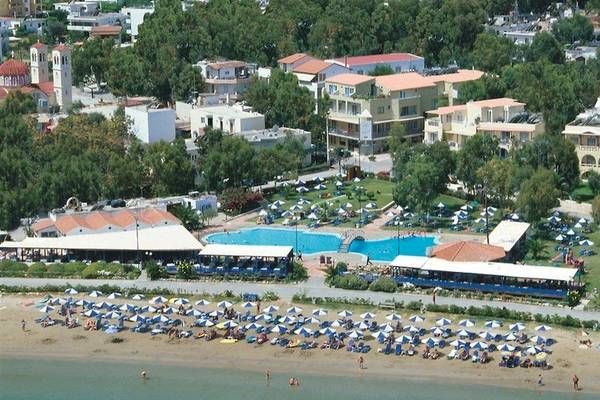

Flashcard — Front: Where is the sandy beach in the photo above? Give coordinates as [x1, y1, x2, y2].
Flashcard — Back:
[1, 293, 599, 394]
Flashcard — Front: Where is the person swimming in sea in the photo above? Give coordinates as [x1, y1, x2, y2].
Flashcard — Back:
[289, 377, 299, 387]
[140, 371, 147, 380]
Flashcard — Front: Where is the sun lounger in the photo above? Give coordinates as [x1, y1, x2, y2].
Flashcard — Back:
[384, 341, 392, 355]
[447, 349, 457, 360]
[395, 343, 402, 355]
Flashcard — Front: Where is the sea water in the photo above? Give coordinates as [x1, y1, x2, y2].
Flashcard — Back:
[0, 357, 594, 400]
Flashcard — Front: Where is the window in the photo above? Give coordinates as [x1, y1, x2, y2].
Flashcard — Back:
[357, 70, 363, 75]
[519, 132, 529, 142]
[395, 66, 401, 72]
[400, 105, 417, 116]
[328, 84, 338, 95]
[445, 115, 451, 123]
[377, 106, 384, 114]
[318, 73, 325, 81]
[344, 86, 354, 96]
[587, 136, 597, 146]
[351, 103, 359, 115]
[398, 91, 406, 99]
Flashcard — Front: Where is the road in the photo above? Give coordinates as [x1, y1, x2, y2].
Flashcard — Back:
[2, 276, 599, 322]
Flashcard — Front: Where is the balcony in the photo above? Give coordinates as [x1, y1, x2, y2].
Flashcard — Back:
[328, 128, 359, 139]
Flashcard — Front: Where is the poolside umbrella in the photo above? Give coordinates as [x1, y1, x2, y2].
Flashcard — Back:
[424, 337, 439, 347]
[241, 301, 255, 308]
[460, 204, 473, 211]
[475, 217, 486, 224]
[486, 206, 497, 213]
[295, 327, 313, 337]
[244, 322, 262, 331]
[578, 217, 588, 224]
[436, 318, 451, 327]
[360, 312, 376, 320]
[195, 299, 211, 306]
[222, 320, 238, 329]
[458, 319, 475, 327]
[271, 325, 287, 335]
[129, 314, 146, 322]
[295, 179, 306, 186]
[509, 323, 526, 332]
[308, 212, 318, 220]
[279, 315, 296, 324]
[431, 327, 444, 336]
[274, 200, 286, 206]
[197, 319, 215, 327]
[580, 239, 594, 246]
[161, 307, 177, 315]
[186, 309, 203, 317]
[95, 301, 113, 310]
[314, 183, 327, 190]
[566, 229, 575, 236]
[338, 310, 353, 318]
[396, 335, 412, 344]
[336, 172, 344, 178]
[547, 216, 561, 223]
[386, 313, 402, 321]
[335, 180, 344, 187]
[409, 315, 425, 323]
[255, 313, 273, 322]
[336, 208, 347, 216]
[105, 311, 121, 319]
[484, 320, 502, 329]
[217, 301, 233, 309]
[84, 309, 100, 317]
[270, 203, 279, 211]
[436, 202, 445, 209]
[131, 294, 145, 301]
[290, 204, 303, 212]
[510, 213, 520, 221]
[365, 202, 377, 209]
[39, 305, 54, 313]
[530, 335, 546, 345]
[479, 331, 494, 341]
[330, 320, 343, 328]
[296, 186, 309, 193]
[535, 325, 552, 332]
[480, 210, 494, 217]
[403, 212, 415, 218]
[264, 305, 279, 314]
[89, 291, 103, 298]
[457, 329, 472, 338]
[504, 332, 517, 341]
[141, 305, 157, 313]
[575, 222, 583, 229]
[312, 308, 328, 317]
[320, 327, 337, 336]
[304, 317, 321, 325]
[357, 208, 370, 215]
[297, 198, 311, 205]
[472, 341, 488, 350]
[209, 310, 224, 317]
[150, 296, 167, 304]
[348, 330, 364, 339]
[354, 321, 370, 330]
[405, 325, 420, 334]
[498, 343, 515, 352]
[526, 346, 543, 355]
[314, 176, 324, 183]
[259, 209, 269, 217]
[281, 210, 294, 218]
[555, 233, 566, 241]
[64, 288, 78, 295]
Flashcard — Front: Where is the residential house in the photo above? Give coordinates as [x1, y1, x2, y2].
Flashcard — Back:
[0, 16, 44, 34]
[53, 1, 98, 17]
[121, 6, 153, 42]
[291, 59, 349, 111]
[196, 59, 257, 101]
[0, 0, 40, 17]
[189, 104, 265, 139]
[125, 105, 176, 144]
[325, 69, 484, 155]
[562, 98, 600, 175]
[277, 53, 313, 72]
[424, 98, 544, 155]
[238, 126, 312, 165]
[329, 52, 425, 75]
[67, 12, 125, 32]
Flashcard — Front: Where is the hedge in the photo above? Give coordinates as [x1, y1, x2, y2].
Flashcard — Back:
[369, 277, 397, 293]
[0, 260, 139, 279]
[331, 275, 369, 290]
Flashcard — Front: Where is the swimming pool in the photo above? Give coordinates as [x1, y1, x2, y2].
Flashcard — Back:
[205, 228, 436, 261]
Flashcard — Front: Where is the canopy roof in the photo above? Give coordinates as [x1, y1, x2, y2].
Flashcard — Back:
[200, 244, 293, 258]
[488, 221, 531, 251]
[390, 255, 577, 282]
[0, 225, 202, 252]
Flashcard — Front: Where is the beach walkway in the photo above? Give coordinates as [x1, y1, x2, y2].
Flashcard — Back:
[2, 276, 599, 321]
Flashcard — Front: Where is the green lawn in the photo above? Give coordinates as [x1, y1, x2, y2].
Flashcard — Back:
[572, 183, 595, 203]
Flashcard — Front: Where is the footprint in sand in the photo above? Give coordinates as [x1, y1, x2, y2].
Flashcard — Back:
[72, 335, 87, 341]
[41, 338, 56, 345]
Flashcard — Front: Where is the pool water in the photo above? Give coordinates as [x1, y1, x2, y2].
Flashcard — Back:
[206, 228, 435, 261]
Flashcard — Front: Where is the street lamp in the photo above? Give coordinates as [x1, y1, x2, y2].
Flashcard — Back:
[395, 217, 401, 255]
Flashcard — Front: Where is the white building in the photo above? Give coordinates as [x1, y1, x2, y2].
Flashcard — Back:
[290, 59, 349, 111]
[329, 53, 425, 75]
[121, 6, 153, 42]
[53, 1, 98, 17]
[0, 17, 44, 35]
[67, 12, 125, 32]
[125, 105, 176, 144]
[238, 126, 312, 165]
[196, 59, 257, 101]
[189, 104, 264, 139]
[52, 44, 72, 110]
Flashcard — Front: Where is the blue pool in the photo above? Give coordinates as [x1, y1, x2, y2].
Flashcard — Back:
[205, 228, 436, 261]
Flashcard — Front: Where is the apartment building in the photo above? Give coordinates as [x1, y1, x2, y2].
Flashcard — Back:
[325, 69, 483, 155]
[329, 53, 425, 75]
[424, 98, 544, 155]
[291, 59, 349, 111]
[562, 98, 600, 175]
[196, 59, 257, 101]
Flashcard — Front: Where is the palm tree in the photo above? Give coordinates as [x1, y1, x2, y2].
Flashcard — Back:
[527, 238, 545, 260]
[323, 264, 338, 285]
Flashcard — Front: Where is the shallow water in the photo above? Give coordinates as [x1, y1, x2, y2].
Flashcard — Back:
[0, 357, 594, 400]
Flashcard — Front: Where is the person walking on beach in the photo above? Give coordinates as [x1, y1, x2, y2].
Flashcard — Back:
[265, 369, 270, 386]
[256, 300, 261, 314]
[20, 319, 26, 331]
[573, 374, 579, 391]
[538, 374, 543, 387]
[358, 356, 364, 369]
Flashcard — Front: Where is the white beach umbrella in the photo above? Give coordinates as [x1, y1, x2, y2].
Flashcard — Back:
[217, 301, 233, 308]
[409, 315, 425, 323]
[353, 177, 361, 183]
[498, 343, 515, 352]
[386, 313, 402, 321]
[95, 301, 113, 310]
[344, 202, 353, 209]
[330, 320, 343, 328]
[308, 212, 318, 220]
[450, 339, 467, 348]
[279, 315, 296, 325]
[209, 310, 224, 317]
[64, 288, 78, 295]
[270, 203, 280, 211]
[296, 186, 309, 193]
[525, 346, 543, 355]
[338, 310, 353, 318]
[129, 314, 146, 322]
[131, 294, 145, 301]
[335, 180, 344, 187]
[365, 202, 377, 209]
[271, 324, 287, 334]
[354, 321, 370, 330]
[423, 337, 439, 347]
[297, 198, 311, 205]
[241, 301, 255, 308]
[290, 204, 303, 212]
[567, 229, 576, 236]
[348, 330, 364, 339]
[472, 341, 489, 350]
[460, 204, 473, 211]
[84, 309, 100, 317]
[396, 335, 412, 344]
[274, 200, 286, 206]
[510, 213, 520, 221]
[320, 327, 337, 336]
[314, 183, 327, 190]
[244, 322, 262, 331]
[141, 305, 157, 313]
[264, 305, 279, 314]
[458, 319, 475, 327]
[509, 322, 526, 332]
[380, 323, 394, 333]
[304, 317, 321, 325]
[295, 327, 313, 337]
[161, 307, 177, 315]
[371, 330, 389, 341]
[186, 309, 203, 317]
[530, 335, 546, 345]
[436, 202, 445, 209]
[555, 234, 565, 241]
[150, 296, 167, 304]
[107, 292, 122, 300]
[312, 308, 328, 317]
[485, 320, 503, 329]
[39, 305, 54, 313]
[435, 318, 451, 327]
[156, 314, 170, 323]
[255, 313, 273, 322]
[171, 298, 189, 305]
[89, 291, 103, 298]
[456, 329, 472, 338]
[51, 297, 68, 305]
[197, 319, 215, 327]
[431, 327, 444, 336]
[287, 306, 303, 314]
[259, 209, 269, 217]
[222, 320, 238, 329]
[478, 331, 494, 341]
[336, 208, 347, 215]
[75, 299, 90, 307]
[314, 176, 324, 183]
[118, 303, 135, 312]
[578, 217, 588, 224]
[360, 312, 376, 320]
[281, 211, 294, 218]
[105, 311, 122, 319]
[504, 332, 517, 341]
[195, 299, 211, 306]
[405, 325, 420, 334]
[535, 325, 552, 332]
[580, 240, 594, 246]
[295, 179, 306, 186]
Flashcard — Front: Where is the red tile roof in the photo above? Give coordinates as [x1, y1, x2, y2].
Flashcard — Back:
[278, 53, 310, 64]
[208, 60, 246, 70]
[430, 241, 506, 262]
[375, 72, 436, 91]
[292, 59, 332, 74]
[30, 81, 55, 96]
[424, 69, 484, 84]
[53, 44, 70, 52]
[0, 59, 29, 77]
[90, 25, 122, 36]
[31, 42, 47, 50]
[335, 53, 422, 66]
[325, 73, 375, 86]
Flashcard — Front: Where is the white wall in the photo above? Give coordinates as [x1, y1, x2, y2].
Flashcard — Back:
[125, 107, 175, 144]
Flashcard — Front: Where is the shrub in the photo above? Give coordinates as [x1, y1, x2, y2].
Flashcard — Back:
[369, 277, 397, 292]
[176, 260, 196, 280]
[288, 262, 308, 282]
[27, 263, 47, 277]
[81, 265, 99, 279]
[145, 259, 166, 280]
[261, 290, 280, 301]
[47, 263, 65, 277]
[0, 260, 28, 273]
[63, 262, 87, 276]
[331, 275, 368, 290]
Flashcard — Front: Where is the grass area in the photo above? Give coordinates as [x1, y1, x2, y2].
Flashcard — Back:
[572, 183, 595, 203]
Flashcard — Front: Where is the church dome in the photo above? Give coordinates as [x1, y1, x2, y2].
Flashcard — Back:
[0, 59, 30, 87]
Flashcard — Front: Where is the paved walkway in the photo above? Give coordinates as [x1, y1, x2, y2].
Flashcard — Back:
[2, 276, 599, 321]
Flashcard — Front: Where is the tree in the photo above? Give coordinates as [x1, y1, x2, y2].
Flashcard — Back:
[516, 168, 560, 223]
[106, 47, 148, 97]
[592, 195, 600, 222]
[143, 139, 195, 197]
[145, 259, 166, 280]
[456, 134, 499, 192]
[526, 32, 564, 64]
[176, 260, 196, 280]
[471, 33, 515, 74]
[202, 135, 256, 190]
[587, 170, 600, 195]
[393, 156, 445, 212]
[388, 123, 413, 180]
[552, 14, 594, 44]
[526, 238, 545, 260]
[200, 207, 218, 227]
[72, 38, 114, 89]
[477, 158, 515, 214]
[368, 64, 395, 76]
[457, 75, 507, 104]
[170, 204, 201, 231]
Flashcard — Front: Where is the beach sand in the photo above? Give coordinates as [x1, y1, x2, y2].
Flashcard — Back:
[1, 294, 599, 394]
